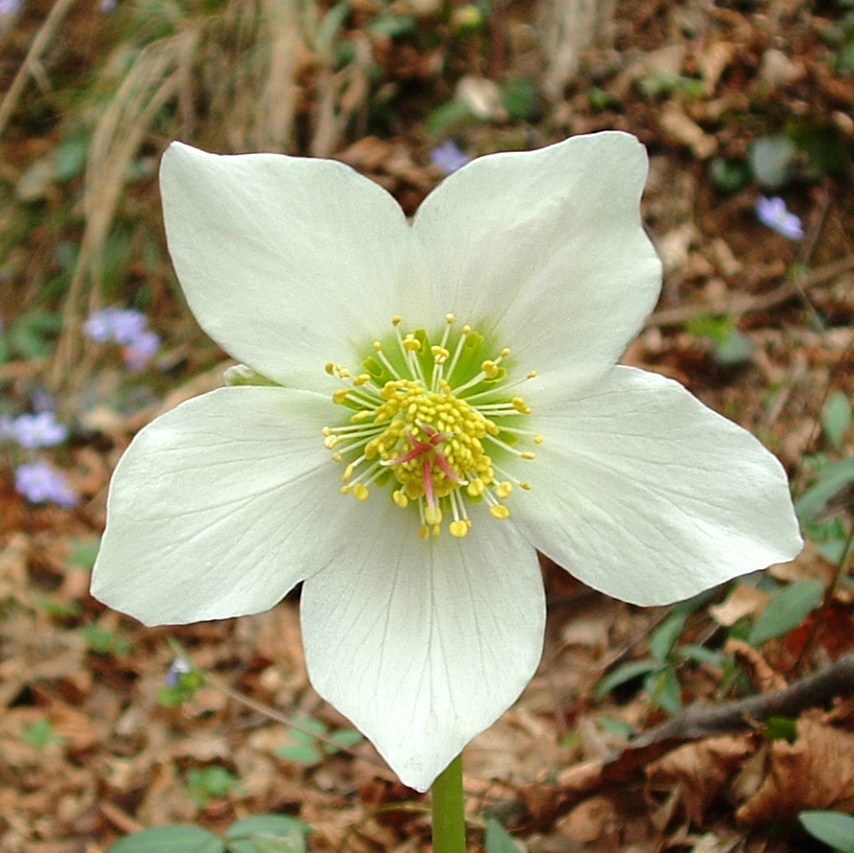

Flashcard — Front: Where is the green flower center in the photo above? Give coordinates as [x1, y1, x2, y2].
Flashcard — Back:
[322, 315, 540, 538]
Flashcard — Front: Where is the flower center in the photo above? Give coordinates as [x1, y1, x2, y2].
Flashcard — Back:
[322, 315, 541, 538]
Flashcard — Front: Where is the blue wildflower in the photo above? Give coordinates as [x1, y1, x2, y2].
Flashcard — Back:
[1, 411, 68, 449]
[84, 306, 160, 369]
[123, 328, 161, 372]
[429, 140, 471, 175]
[755, 195, 804, 240]
[15, 460, 79, 507]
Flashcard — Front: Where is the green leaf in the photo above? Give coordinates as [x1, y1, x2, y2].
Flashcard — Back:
[501, 78, 539, 120]
[327, 728, 363, 750]
[227, 815, 311, 840]
[645, 667, 682, 715]
[185, 766, 240, 805]
[80, 625, 132, 656]
[274, 743, 323, 766]
[748, 579, 825, 646]
[799, 810, 854, 853]
[66, 537, 101, 570]
[226, 814, 311, 853]
[822, 391, 852, 452]
[674, 644, 722, 666]
[20, 718, 66, 750]
[796, 458, 854, 520]
[761, 715, 797, 743]
[650, 612, 687, 662]
[709, 157, 751, 193]
[597, 715, 634, 740]
[484, 817, 523, 853]
[595, 659, 659, 699]
[367, 11, 417, 38]
[107, 825, 225, 853]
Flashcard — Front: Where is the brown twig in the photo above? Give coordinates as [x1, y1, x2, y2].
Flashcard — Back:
[646, 253, 854, 328]
[625, 650, 854, 751]
[519, 651, 854, 827]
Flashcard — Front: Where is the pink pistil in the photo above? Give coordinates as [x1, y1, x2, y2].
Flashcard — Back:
[422, 456, 436, 511]
[434, 449, 462, 484]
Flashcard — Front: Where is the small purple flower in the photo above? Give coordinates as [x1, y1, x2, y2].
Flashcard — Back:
[0, 0, 22, 17]
[15, 461, 79, 507]
[100, 0, 117, 11]
[430, 140, 471, 175]
[122, 328, 160, 371]
[755, 195, 804, 240]
[165, 657, 192, 686]
[1, 411, 68, 449]
[84, 307, 148, 345]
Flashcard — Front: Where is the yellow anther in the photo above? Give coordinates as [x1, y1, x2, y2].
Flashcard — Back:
[323, 317, 538, 539]
[449, 520, 469, 537]
[467, 478, 485, 497]
[527, 370, 537, 379]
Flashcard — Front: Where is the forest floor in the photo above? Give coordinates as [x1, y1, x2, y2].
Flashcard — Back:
[0, 0, 853, 851]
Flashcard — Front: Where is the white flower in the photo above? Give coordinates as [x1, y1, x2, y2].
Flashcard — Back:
[90, 133, 802, 792]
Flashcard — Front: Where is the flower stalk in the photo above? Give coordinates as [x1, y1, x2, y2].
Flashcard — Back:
[431, 753, 466, 853]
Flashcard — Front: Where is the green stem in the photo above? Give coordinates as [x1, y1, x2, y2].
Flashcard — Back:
[431, 753, 466, 853]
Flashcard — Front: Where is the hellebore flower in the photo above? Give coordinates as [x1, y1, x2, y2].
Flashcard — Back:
[91, 133, 802, 792]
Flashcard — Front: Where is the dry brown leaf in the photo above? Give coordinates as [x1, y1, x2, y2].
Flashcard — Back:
[737, 713, 854, 824]
[659, 103, 718, 159]
[709, 583, 770, 628]
[646, 736, 753, 825]
[724, 638, 787, 692]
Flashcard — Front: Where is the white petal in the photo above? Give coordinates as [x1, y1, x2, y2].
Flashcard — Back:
[91, 387, 353, 625]
[300, 501, 545, 791]
[160, 143, 417, 389]
[515, 366, 802, 605]
[411, 132, 661, 374]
